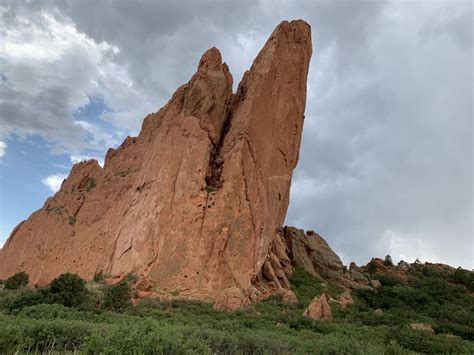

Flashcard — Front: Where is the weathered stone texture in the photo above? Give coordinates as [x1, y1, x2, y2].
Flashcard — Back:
[0, 20, 312, 307]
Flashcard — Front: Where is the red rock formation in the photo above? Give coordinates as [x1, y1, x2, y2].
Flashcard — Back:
[0, 20, 312, 307]
[338, 290, 354, 308]
[303, 293, 332, 321]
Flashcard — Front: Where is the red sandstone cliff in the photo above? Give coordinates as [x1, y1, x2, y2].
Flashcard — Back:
[0, 20, 312, 308]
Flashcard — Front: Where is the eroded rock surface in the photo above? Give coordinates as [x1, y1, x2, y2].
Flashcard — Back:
[283, 227, 344, 280]
[303, 293, 332, 321]
[0, 20, 312, 307]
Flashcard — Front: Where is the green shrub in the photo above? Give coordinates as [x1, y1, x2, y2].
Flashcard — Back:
[5, 289, 51, 313]
[102, 281, 131, 311]
[450, 267, 474, 292]
[93, 270, 106, 282]
[4, 271, 29, 290]
[0, 316, 92, 352]
[86, 177, 96, 192]
[124, 272, 138, 284]
[49, 273, 87, 307]
[367, 259, 377, 274]
[384, 255, 394, 266]
[388, 326, 474, 354]
[289, 268, 324, 307]
[205, 185, 215, 193]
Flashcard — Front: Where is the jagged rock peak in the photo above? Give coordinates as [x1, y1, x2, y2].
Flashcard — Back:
[0, 20, 312, 309]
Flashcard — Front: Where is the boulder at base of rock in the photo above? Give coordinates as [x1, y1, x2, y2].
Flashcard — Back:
[280, 290, 299, 305]
[338, 290, 354, 308]
[284, 227, 343, 280]
[374, 309, 383, 316]
[348, 270, 370, 285]
[410, 323, 435, 334]
[303, 293, 332, 321]
[370, 279, 382, 288]
[213, 287, 249, 311]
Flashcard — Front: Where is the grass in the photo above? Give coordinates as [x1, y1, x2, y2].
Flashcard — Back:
[0, 266, 473, 354]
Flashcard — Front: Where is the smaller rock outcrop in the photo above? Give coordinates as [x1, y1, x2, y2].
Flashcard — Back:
[303, 293, 332, 321]
[410, 323, 435, 334]
[213, 287, 250, 311]
[370, 279, 382, 289]
[361, 258, 408, 282]
[338, 291, 354, 308]
[283, 227, 343, 280]
[279, 289, 299, 305]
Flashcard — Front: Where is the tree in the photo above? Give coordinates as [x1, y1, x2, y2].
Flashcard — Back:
[102, 281, 131, 311]
[49, 273, 87, 307]
[367, 258, 377, 274]
[384, 255, 393, 267]
[4, 271, 29, 290]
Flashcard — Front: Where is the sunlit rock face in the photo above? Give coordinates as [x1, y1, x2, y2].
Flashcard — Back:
[0, 20, 312, 308]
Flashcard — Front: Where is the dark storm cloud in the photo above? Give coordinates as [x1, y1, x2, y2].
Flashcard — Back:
[0, 0, 471, 267]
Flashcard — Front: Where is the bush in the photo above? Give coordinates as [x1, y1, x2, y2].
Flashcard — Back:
[4, 272, 29, 290]
[388, 326, 474, 354]
[102, 281, 131, 311]
[49, 273, 87, 307]
[367, 259, 377, 274]
[93, 271, 106, 282]
[450, 267, 474, 292]
[5, 289, 50, 313]
[384, 255, 394, 267]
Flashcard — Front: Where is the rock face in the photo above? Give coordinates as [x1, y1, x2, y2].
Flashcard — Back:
[0, 20, 312, 307]
[283, 227, 344, 280]
[338, 291, 354, 308]
[303, 293, 332, 321]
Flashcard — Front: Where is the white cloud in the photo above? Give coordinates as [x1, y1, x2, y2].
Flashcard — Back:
[0, 141, 6, 158]
[42, 173, 68, 193]
[0, 7, 144, 155]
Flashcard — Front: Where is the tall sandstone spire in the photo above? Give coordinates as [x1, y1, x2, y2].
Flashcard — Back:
[0, 20, 312, 308]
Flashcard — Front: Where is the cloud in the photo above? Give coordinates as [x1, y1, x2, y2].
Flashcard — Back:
[42, 173, 68, 192]
[0, 5, 144, 155]
[0, 140, 6, 158]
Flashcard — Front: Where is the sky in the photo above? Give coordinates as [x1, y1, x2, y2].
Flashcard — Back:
[0, 0, 472, 269]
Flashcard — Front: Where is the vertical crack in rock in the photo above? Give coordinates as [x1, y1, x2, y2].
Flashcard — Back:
[205, 108, 233, 189]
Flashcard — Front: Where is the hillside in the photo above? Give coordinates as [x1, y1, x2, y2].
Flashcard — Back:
[1, 256, 473, 354]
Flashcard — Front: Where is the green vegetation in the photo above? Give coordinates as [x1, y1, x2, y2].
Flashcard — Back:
[367, 258, 377, 274]
[0, 266, 473, 354]
[102, 281, 132, 311]
[93, 270, 108, 282]
[384, 254, 393, 266]
[46, 206, 62, 215]
[86, 177, 96, 192]
[205, 185, 215, 193]
[68, 216, 76, 225]
[115, 169, 130, 178]
[4, 271, 29, 290]
[48, 273, 88, 308]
